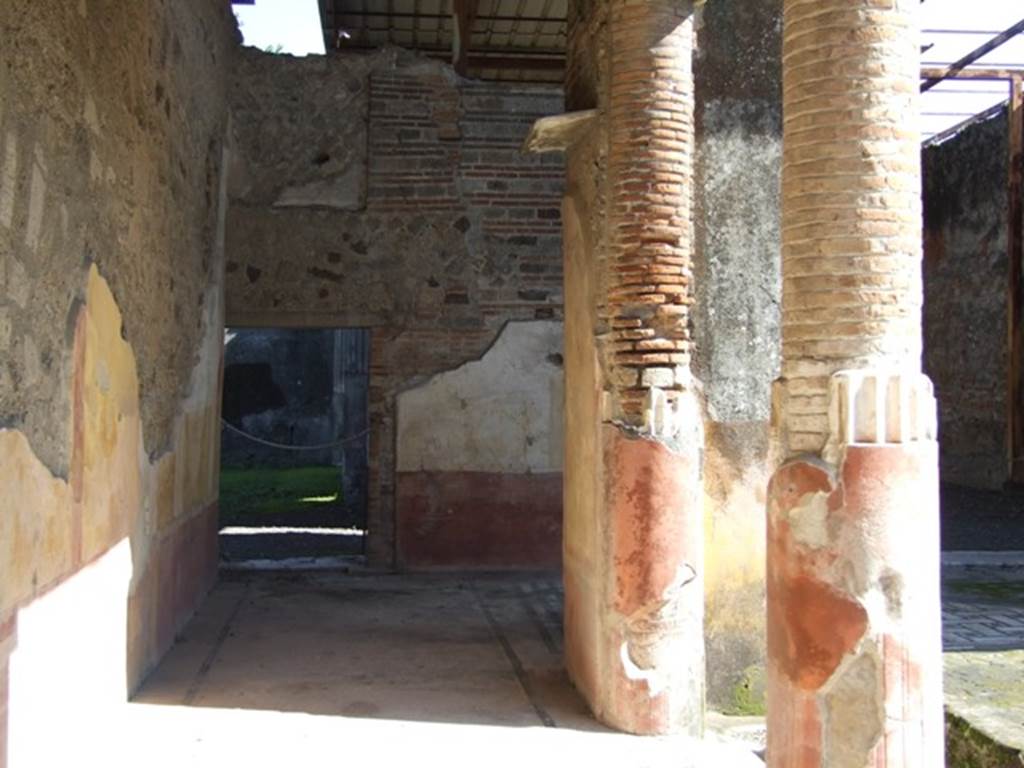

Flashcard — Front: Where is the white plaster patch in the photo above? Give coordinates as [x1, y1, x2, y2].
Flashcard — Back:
[619, 563, 701, 698]
[273, 163, 366, 210]
[7, 256, 30, 308]
[639, 386, 703, 444]
[786, 490, 830, 550]
[0, 130, 18, 228]
[396, 321, 563, 473]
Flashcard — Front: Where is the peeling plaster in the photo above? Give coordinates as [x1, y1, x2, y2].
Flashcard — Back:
[619, 563, 698, 697]
[785, 489, 830, 550]
[396, 320, 563, 474]
[821, 643, 884, 768]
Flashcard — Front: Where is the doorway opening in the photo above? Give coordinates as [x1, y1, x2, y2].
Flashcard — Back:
[218, 327, 370, 566]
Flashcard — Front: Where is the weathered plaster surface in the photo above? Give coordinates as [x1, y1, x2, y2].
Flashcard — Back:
[0, 0, 235, 473]
[2, 265, 225, 767]
[561, 0, 706, 735]
[397, 320, 563, 474]
[395, 320, 563, 567]
[693, 0, 781, 713]
[923, 109, 1010, 489]
[0, 4, 233, 762]
[766, 374, 944, 767]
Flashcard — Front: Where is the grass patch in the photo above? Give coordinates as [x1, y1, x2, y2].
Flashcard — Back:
[219, 466, 343, 526]
[724, 665, 767, 717]
[946, 710, 1023, 768]
[945, 581, 1024, 604]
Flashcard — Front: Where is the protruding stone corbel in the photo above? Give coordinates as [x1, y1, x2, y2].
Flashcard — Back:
[521, 109, 599, 154]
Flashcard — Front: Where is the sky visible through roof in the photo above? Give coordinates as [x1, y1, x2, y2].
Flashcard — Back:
[233, 0, 1023, 142]
[921, 0, 1024, 142]
[232, 0, 325, 56]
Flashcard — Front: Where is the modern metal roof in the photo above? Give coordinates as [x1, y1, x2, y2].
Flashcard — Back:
[920, 2, 1024, 143]
[312, 1, 1024, 140]
[318, 0, 567, 82]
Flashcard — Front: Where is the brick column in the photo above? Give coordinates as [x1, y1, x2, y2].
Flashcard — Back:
[766, 0, 944, 765]
[579, 0, 704, 736]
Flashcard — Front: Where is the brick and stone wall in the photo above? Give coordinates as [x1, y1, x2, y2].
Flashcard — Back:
[0, 2, 236, 765]
[225, 47, 565, 567]
[923, 109, 1010, 490]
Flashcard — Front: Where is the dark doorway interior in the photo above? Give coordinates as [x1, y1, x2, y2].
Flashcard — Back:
[219, 327, 370, 564]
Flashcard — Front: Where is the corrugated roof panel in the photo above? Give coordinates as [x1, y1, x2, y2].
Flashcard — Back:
[325, 0, 567, 81]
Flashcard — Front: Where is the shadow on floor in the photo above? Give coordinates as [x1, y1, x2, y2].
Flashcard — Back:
[135, 570, 601, 730]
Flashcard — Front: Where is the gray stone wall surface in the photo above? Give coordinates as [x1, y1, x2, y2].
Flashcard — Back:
[0, 0, 237, 474]
[923, 109, 1009, 490]
[693, 0, 782, 714]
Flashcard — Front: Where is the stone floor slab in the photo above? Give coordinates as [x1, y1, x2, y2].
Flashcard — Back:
[132, 571, 764, 767]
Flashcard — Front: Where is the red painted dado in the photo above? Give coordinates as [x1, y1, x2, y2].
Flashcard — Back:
[131, 501, 219, 686]
[395, 471, 562, 569]
[766, 460, 868, 692]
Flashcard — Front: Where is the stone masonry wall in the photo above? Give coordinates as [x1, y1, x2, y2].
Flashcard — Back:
[0, 2, 235, 765]
[923, 109, 1010, 489]
[225, 48, 564, 566]
[0, 1, 233, 473]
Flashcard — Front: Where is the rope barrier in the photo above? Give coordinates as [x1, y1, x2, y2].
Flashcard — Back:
[220, 418, 370, 451]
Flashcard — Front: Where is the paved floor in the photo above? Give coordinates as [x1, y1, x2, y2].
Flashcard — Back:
[125, 563, 1024, 765]
[941, 564, 1024, 755]
[133, 571, 764, 768]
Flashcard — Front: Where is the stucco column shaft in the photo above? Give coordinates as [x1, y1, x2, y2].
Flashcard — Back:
[767, 1, 944, 765]
[588, 0, 704, 736]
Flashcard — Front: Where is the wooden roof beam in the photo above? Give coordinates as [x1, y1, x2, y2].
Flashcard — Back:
[921, 17, 1024, 91]
[452, 0, 478, 76]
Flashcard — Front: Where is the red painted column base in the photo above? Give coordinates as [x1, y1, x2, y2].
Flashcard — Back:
[766, 443, 944, 766]
[591, 424, 704, 736]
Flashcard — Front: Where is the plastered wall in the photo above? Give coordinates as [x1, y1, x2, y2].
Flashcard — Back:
[693, 0, 781, 713]
[395, 320, 563, 567]
[0, 2, 234, 764]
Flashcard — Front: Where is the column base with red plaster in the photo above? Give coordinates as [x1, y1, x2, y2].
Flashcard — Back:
[766, 371, 944, 767]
